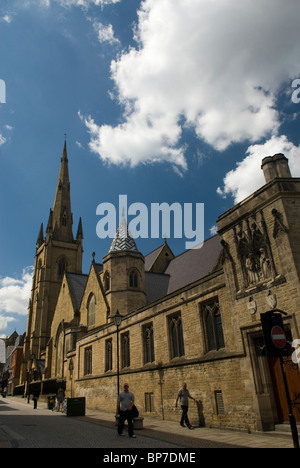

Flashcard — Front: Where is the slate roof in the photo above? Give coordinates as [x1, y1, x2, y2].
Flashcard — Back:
[64, 236, 222, 311]
[145, 272, 170, 304]
[144, 244, 165, 271]
[164, 235, 222, 293]
[66, 273, 88, 310]
[144, 235, 222, 303]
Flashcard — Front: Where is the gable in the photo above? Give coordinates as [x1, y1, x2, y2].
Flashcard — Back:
[79, 262, 109, 327]
[145, 242, 175, 273]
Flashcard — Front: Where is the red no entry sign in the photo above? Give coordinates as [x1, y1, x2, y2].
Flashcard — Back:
[271, 326, 286, 349]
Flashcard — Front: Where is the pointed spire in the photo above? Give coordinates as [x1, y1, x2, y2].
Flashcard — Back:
[36, 223, 44, 248]
[51, 141, 74, 242]
[109, 214, 139, 253]
[46, 209, 53, 236]
[76, 217, 83, 240]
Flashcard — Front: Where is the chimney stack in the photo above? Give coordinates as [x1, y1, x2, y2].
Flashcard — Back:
[261, 153, 292, 184]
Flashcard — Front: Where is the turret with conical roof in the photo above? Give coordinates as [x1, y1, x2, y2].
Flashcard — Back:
[102, 215, 146, 316]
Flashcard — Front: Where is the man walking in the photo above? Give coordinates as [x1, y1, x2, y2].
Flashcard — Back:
[116, 383, 136, 438]
[175, 382, 196, 429]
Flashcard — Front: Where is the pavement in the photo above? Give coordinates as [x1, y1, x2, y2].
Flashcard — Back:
[3, 396, 299, 449]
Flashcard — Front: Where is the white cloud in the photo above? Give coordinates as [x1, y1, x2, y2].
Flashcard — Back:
[93, 21, 120, 45]
[0, 316, 16, 335]
[210, 225, 218, 236]
[81, 0, 300, 169]
[54, 0, 120, 8]
[217, 135, 300, 203]
[0, 134, 6, 146]
[1, 14, 13, 23]
[0, 267, 33, 317]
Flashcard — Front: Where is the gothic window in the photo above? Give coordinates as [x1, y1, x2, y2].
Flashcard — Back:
[87, 294, 96, 327]
[145, 393, 155, 412]
[36, 259, 42, 285]
[129, 270, 138, 288]
[168, 313, 185, 359]
[104, 271, 110, 292]
[57, 257, 67, 279]
[143, 323, 155, 364]
[202, 300, 225, 352]
[105, 339, 113, 372]
[121, 332, 130, 368]
[84, 346, 92, 375]
[55, 328, 64, 377]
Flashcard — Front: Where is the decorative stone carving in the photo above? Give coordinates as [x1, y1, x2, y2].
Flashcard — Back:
[247, 297, 257, 315]
[272, 209, 288, 239]
[266, 290, 277, 309]
[234, 211, 277, 290]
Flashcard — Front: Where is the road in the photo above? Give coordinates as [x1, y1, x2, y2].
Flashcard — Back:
[0, 398, 184, 449]
[0, 397, 244, 454]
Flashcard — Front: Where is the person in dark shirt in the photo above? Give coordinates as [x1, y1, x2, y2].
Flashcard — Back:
[175, 382, 196, 429]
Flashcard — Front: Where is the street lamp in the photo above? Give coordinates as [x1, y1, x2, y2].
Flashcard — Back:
[69, 358, 74, 398]
[109, 309, 123, 396]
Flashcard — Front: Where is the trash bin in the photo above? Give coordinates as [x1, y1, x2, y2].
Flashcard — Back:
[47, 395, 56, 410]
[66, 397, 85, 417]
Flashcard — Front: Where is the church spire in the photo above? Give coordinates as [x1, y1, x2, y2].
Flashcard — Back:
[51, 141, 74, 242]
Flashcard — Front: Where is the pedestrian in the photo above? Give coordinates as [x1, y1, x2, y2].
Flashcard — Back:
[56, 387, 65, 412]
[116, 383, 136, 438]
[175, 382, 196, 429]
[32, 386, 40, 409]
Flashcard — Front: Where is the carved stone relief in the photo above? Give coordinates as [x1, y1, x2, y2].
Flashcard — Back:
[272, 209, 288, 239]
[234, 211, 277, 291]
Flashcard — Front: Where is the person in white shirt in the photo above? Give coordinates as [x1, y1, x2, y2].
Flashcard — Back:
[116, 383, 136, 438]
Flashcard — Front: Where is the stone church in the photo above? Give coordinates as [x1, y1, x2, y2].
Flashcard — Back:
[20, 143, 300, 432]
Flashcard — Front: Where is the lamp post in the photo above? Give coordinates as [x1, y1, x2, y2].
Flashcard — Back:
[69, 358, 74, 398]
[110, 309, 123, 396]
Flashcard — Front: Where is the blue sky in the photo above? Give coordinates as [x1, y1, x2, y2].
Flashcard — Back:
[1, 0, 300, 337]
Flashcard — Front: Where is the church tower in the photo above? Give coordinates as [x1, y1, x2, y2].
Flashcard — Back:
[22, 141, 83, 374]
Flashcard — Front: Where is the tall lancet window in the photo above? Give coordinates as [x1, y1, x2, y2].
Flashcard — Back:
[56, 328, 64, 377]
[87, 293, 96, 327]
[61, 212, 67, 226]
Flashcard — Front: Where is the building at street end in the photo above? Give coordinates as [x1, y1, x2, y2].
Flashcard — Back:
[20, 144, 300, 432]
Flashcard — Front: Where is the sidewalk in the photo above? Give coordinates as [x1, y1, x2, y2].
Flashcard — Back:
[5, 396, 297, 448]
[83, 406, 296, 449]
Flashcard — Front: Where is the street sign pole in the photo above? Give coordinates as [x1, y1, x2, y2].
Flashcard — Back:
[261, 309, 300, 449]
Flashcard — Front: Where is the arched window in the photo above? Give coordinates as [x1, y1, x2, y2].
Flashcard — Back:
[57, 257, 67, 279]
[143, 323, 155, 364]
[87, 294, 96, 327]
[129, 270, 138, 288]
[168, 313, 185, 359]
[55, 327, 64, 377]
[104, 271, 110, 292]
[202, 300, 225, 352]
